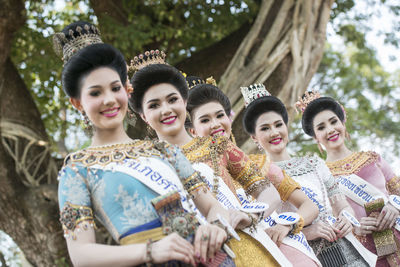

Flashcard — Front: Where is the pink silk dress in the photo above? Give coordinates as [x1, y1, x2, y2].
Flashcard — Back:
[251, 154, 319, 267]
[327, 151, 400, 267]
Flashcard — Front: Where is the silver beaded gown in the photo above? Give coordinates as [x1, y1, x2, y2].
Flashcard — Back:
[276, 156, 368, 267]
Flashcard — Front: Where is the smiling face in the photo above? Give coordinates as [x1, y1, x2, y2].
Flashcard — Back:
[313, 110, 346, 151]
[71, 67, 128, 131]
[252, 111, 289, 155]
[191, 101, 232, 138]
[141, 83, 187, 138]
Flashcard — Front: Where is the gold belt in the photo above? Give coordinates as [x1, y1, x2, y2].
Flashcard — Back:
[120, 227, 165, 245]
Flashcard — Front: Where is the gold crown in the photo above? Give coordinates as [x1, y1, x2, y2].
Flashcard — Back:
[186, 76, 217, 90]
[53, 24, 103, 65]
[206, 76, 217, 86]
[129, 50, 167, 72]
[294, 90, 321, 114]
[240, 83, 271, 107]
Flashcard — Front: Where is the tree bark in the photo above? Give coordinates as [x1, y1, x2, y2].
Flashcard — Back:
[0, 58, 68, 266]
[220, 0, 335, 148]
[0, 251, 8, 267]
[0, 1, 69, 265]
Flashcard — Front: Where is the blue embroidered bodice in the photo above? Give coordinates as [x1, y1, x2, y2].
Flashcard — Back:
[57, 140, 202, 242]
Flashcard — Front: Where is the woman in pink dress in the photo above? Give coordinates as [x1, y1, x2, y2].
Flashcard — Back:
[299, 91, 400, 266]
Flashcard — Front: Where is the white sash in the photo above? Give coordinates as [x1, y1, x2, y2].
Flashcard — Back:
[91, 157, 207, 224]
[260, 212, 321, 267]
[238, 188, 322, 266]
[192, 163, 292, 267]
[337, 174, 400, 231]
[237, 189, 320, 266]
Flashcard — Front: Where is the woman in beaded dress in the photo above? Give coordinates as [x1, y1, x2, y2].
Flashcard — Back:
[54, 22, 234, 266]
[184, 76, 320, 267]
[299, 91, 400, 266]
[240, 84, 371, 267]
[129, 53, 295, 267]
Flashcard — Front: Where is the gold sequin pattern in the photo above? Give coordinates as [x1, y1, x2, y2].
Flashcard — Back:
[277, 171, 301, 201]
[387, 176, 400, 195]
[181, 136, 228, 164]
[65, 140, 162, 167]
[235, 160, 265, 192]
[249, 154, 267, 170]
[326, 151, 379, 176]
[227, 231, 279, 267]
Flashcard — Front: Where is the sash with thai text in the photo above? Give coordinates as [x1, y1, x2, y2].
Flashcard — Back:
[237, 189, 321, 266]
[337, 174, 400, 231]
[193, 163, 292, 267]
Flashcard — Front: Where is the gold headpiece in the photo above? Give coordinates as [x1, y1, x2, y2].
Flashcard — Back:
[129, 50, 167, 72]
[205, 76, 217, 86]
[294, 90, 321, 114]
[240, 83, 271, 107]
[53, 24, 103, 65]
[187, 76, 217, 90]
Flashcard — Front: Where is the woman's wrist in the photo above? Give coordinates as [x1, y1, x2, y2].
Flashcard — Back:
[145, 239, 154, 266]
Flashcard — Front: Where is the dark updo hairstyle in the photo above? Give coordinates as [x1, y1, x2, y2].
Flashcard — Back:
[130, 64, 188, 113]
[302, 96, 345, 136]
[242, 96, 288, 135]
[186, 76, 231, 118]
[62, 43, 127, 98]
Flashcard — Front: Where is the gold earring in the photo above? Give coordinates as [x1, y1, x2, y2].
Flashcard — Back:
[146, 123, 155, 136]
[253, 140, 263, 151]
[230, 132, 237, 145]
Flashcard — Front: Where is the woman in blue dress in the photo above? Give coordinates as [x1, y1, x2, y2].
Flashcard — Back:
[55, 22, 234, 266]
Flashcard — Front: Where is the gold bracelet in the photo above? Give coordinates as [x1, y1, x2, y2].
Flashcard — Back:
[145, 239, 153, 267]
[290, 215, 304, 235]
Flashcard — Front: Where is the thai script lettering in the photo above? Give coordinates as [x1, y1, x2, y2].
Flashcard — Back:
[337, 176, 374, 203]
[287, 232, 313, 253]
[130, 160, 185, 201]
[301, 187, 325, 212]
[263, 216, 277, 227]
[278, 214, 297, 222]
[216, 192, 236, 210]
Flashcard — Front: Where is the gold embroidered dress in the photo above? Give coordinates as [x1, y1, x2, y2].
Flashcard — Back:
[182, 136, 283, 267]
[327, 151, 400, 267]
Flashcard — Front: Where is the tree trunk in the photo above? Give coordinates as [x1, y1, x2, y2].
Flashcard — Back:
[219, 0, 335, 148]
[0, 1, 69, 265]
[0, 251, 8, 267]
[0, 58, 68, 266]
